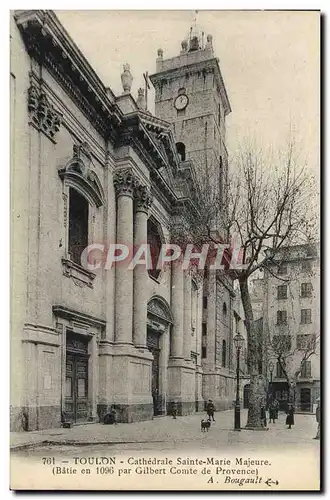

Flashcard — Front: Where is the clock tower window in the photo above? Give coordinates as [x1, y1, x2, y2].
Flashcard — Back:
[176, 142, 186, 162]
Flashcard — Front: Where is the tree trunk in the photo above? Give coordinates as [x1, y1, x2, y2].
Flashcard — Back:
[239, 277, 264, 428]
[288, 381, 296, 406]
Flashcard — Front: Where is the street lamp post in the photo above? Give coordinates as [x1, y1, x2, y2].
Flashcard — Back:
[268, 361, 274, 400]
[233, 333, 245, 431]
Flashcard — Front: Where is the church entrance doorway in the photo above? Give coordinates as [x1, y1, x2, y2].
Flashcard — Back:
[147, 296, 174, 417]
[147, 328, 162, 416]
[64, 331, 89, 423]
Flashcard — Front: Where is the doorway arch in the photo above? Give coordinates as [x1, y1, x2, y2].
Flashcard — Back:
[147, 296, 173, 416]
[300, 387, 312, 412]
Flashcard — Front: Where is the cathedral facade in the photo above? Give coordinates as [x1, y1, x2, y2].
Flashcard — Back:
[11, 10, 238, 432]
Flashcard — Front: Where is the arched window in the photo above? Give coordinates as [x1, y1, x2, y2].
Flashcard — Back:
[223, 302, 227, 315]
[222, 339, 227, 368]
[59, 145, 105, 267]
[147, 218, 162, 280]
[68, 187, 89, 264]
[176, 142, 186, 162]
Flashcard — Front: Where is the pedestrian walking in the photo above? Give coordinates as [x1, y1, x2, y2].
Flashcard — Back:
[206, 399, 216, 422]
[314, 399, 320, 439]
[260, 404, 267, 427]
[273, 398, 279, 419]
[269, 400, 276, 424]
[286, 402, 295, 429]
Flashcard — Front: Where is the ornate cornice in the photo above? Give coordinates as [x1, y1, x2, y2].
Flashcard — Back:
[28, 83, 62, 141]
[15, 10, 122, 141]
[52, 304, 106, 329]
[135, 185, 153, 214]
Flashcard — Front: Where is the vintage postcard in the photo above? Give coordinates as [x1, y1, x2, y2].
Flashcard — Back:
[10, 9, 320, 491]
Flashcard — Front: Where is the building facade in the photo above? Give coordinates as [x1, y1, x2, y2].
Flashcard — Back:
[260, 244, 320, 411]
[11, 10, 236, 431]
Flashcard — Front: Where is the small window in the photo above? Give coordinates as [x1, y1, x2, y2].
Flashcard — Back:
[68, 187, 89, 265]
[202, 346, 207, 359]
[301, 309, 312, 324]
[222, 340, 227, 368]
[276, 310, 287, 325]
[176, 142, 186, 162]
[276, 362, 286, 378]
[277, 285, 288, 300]
[147, 219, 162, 280]
[223, 302, 227, 315]
[301, 283, 312, 298]
[301, 360, 312, 378]
[272, 335, 291, 352]
[277, 264, 287, 275]
[203, 297, 208, 309]
[202, 323, 207, 336]
[302, 261, 312, 273]
[297, 334, 315, 350]
[306, 245, 316, 257]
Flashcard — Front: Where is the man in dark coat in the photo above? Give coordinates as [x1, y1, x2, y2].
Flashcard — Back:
[206, 399, 216, 422]
[273, 398, 280, 419]
[286, 402, 294, 429]
[269, 400, 276, 424]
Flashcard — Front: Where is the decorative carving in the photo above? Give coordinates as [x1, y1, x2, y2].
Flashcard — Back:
[58, 144, 105, 208]
[27, 84, 62, 140]
[121, 63, 133, 94]
[62, 193, 68, 228]
[113, 168, 139, 198]
[206, 34, 213, 50]
[135, 184, 153, 213]
[66, 331, 89, 353]
[136, 88, 146, 110]
[147, 297, 173, 324]
[73, 141, 92, 163]
[181, 40, 188, 53]
[62, 258, 96, 289]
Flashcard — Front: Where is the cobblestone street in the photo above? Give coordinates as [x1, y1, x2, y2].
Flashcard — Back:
[11, 409, 320, 453]
[11, 410, 320, 491]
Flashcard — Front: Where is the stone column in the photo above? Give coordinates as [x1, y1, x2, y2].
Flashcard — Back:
[133, 185, 152, 348]
[113, 169, 137, 345]
[171, 261, 184, 358]
[88, 334, 98, 421]
[183, 271, 192, 360]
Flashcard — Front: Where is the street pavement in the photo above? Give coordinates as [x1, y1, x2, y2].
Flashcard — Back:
[11, 409, 320, 453]
[10, 410, 320, 491]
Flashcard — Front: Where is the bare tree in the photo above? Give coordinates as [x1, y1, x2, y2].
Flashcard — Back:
[269, 333, 319, 406]
[173, 138, 318, 428]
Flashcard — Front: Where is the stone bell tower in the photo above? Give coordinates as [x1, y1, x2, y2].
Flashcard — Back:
[149, 26, 231, 214]
[150, 26, 235, 411]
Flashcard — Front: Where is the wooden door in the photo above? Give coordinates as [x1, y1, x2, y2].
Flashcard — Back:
[65, 331, 89, 422]
[65, 353, 88, 422]
[300, 388, 311, 412]
[147, 329, 161, 416]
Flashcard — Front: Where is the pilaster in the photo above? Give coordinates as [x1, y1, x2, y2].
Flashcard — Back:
[133, 184, 152, 349]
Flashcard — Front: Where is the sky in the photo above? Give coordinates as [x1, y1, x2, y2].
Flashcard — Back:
[55, 10, 320, 173]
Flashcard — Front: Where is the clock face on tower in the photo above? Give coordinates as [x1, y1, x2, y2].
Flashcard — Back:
[174, 94, 189, 111]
